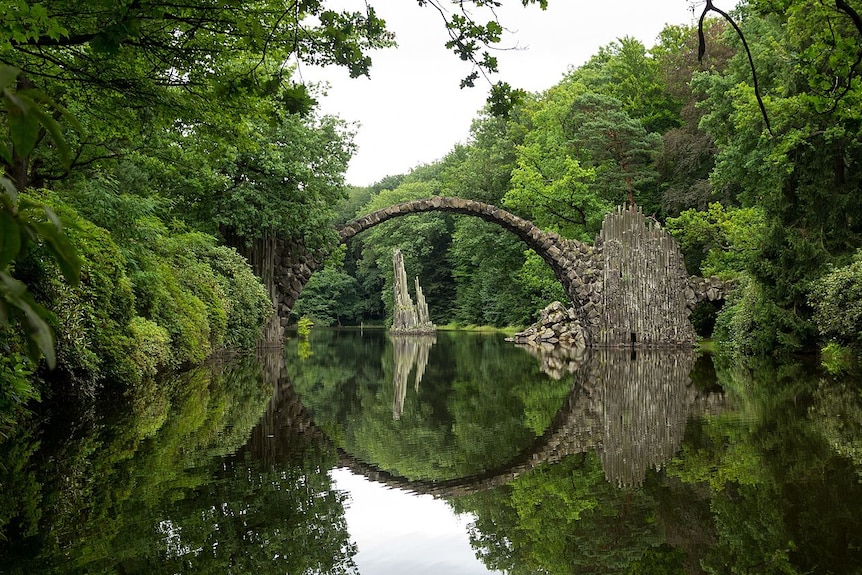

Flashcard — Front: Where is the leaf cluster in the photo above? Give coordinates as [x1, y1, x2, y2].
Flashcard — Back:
[1, 65, 81, 369]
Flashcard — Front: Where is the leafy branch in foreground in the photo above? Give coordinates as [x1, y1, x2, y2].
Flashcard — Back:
[0, 65, 81, 368]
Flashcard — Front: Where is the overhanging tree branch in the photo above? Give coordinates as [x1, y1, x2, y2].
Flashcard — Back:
[698, 0, 772, 136]
[836, 0, 862, 37]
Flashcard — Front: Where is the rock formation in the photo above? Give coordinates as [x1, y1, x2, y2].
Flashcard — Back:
[390, 248, 436, 334]
[508, 301, 587, 347]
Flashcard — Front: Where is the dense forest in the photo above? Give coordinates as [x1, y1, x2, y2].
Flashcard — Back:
[1, 0, 862, 432]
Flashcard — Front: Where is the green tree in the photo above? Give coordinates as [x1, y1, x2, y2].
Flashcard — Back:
[809, 250, 862, 346]
[666, 202, 765, 277]
[292, 246, 362, 326]
[0, 2, 392, 190]
[587, 36, 682, 134]
[502, 80, 610, 241]
[652, 21, 734, 215]
[204, 111, 354, 250]
[695, 1, 862, 353]
[563, 92, 663, 210]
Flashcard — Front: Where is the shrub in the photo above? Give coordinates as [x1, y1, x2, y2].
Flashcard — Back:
[202, 245, 272, 350]
[30, 195, 140, 390]
[7, 191, 271, 400]
[713, 274, 813, 356]
[128, 316, 172, 378]
[132, 259, 212, 367]
[809, 253, 862, 345]
[297, 316, 314, 339]
[130, 227, 270, 359]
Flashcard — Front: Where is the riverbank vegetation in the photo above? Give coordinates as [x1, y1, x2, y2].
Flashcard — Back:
[2, 1, 862, 430]
[0, 1, 381, 430]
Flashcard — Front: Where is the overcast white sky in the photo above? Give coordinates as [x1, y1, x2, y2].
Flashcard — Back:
[333, 469, 499, 574]
[299, 1, 700, 187]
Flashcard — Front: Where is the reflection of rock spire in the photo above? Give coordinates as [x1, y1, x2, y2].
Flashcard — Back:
[590, 349, 697, 488]
[391, 249, 435, 334]
[391, 334, 437, 420]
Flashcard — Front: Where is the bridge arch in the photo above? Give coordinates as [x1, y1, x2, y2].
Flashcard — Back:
[272, 198, 716, 347]
[277, 196, 604, 341]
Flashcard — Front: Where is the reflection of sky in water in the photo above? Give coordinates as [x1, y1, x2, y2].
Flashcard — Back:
[332, 469, 501, 574]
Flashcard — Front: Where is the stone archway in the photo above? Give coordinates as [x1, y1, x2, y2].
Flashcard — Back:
[275, 196, 604, 343]
[272, 198, 722, 347]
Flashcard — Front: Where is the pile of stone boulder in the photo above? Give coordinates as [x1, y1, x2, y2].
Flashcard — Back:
[507, 301, 588, 348]
[685, 276, 730, 308]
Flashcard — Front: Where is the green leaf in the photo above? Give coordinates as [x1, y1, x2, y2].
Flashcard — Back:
[0, 65, 20, 90]
[26, 89, 85, 147]
[23, 305, 56, 369]
[0, 210, 21, 269]
[0, 143, 12, 166]
[5, 94, 39, 159]
[41, 204, 62, 230]
[0, 271, 56, 368]
[0, 175, 18, 205]
[29, 104, 71, 169]
[16, 196, 43, 212]
[31, 221, 81, 285]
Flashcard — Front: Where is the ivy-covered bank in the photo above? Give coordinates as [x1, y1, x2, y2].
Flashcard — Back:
[0, 189, 272, 435]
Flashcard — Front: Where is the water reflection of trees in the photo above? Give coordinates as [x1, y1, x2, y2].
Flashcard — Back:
[0, 351, 358, 575]
[455, 356, 862, 575]
[288, 330, 568, 481]
[289, 331, 703, 494]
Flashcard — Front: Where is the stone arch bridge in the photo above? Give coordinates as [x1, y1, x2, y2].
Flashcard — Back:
[266, 197, 727, 347]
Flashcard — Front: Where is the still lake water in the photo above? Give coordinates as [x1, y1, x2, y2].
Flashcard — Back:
[2, 329, 862, 574]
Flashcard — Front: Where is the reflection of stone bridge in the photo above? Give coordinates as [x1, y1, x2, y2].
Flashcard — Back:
[245, 349, 726, 495]
[267, 198, 728, 347]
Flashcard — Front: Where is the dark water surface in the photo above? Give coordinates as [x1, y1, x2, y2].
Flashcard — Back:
[2, 329, 862, 574]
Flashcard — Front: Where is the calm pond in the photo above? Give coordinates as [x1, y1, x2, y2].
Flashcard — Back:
[2, 329, 862, 574]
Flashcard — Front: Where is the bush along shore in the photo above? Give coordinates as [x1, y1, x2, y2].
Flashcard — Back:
[1, 190, 273, 434]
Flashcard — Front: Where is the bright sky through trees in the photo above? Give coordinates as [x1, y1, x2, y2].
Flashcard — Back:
[301, 1, 698, 186]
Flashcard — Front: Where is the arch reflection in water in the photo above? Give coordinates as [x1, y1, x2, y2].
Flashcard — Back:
[275, 332, 708, 494]
[390, 334, 436, 420]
